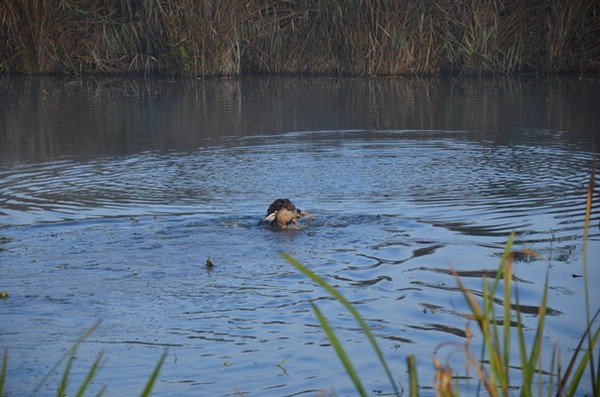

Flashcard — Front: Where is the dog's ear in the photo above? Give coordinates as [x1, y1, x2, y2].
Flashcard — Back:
[267, 199, 282, 216]
[283, 199, 296, 211]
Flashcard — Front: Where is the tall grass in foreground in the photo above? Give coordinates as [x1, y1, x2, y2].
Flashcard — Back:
[284, 162, 599, 396]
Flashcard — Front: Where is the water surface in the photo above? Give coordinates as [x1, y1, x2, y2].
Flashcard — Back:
[1, 76, 599, 396]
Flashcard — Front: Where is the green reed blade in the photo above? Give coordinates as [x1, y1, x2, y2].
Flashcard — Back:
[516, 271, 549, 396]
[566, 325, 600, 396]
[558, 307, 600, 395]
[75, 352, 103, 397]
[548, 338, 557, 397]
[140, 350, 168, 397]
[57, 350, 75, 397]
[481, 277, 502, 392]
[451, 233, 516, 397]
[493, 233, 516, 393]
[502, 244, 512, 388]
[0, 349, 7, 396]
[30, 321, 100, 397]
[94, 384, 107, 397]
[597, 360, 600, 397]
[282, 253, 401, 396]
[492, 232, 515, 297]
[310, 302, 368, 397]
[451, 268, 496, 395]
[407, 355, 419, 397]
[59, 323, 104, 397]
[528, 272, 548, 372]
[486, 281, 507, 394]
[515, 286, 530, 393]
[581, 158, 597, 396]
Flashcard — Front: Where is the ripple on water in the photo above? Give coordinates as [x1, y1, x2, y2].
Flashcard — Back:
[1, 130, 599, 396]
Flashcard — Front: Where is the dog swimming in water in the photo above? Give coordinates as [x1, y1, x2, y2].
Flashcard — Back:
[262, 198, 314, 229]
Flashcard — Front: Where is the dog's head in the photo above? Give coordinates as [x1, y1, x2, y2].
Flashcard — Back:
[266, 198, 298, 216]
[263, 198, 313, 229]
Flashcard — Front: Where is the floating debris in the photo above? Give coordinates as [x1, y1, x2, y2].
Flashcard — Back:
[0, 291, 8, 299]
[277, 355, 291, 376]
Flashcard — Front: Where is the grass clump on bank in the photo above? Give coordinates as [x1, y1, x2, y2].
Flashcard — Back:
[1, 0, 599, 76]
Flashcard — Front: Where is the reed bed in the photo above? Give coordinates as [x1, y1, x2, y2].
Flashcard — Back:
[1, 0, 598, 76]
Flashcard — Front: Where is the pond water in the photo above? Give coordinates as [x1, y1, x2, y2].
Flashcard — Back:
[1, 76, 599, 396]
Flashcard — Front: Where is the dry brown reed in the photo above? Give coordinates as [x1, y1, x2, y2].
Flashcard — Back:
[0, 0, 598, 76]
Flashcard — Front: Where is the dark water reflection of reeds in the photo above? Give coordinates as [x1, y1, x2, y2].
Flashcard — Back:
[0, 76, 598, 161]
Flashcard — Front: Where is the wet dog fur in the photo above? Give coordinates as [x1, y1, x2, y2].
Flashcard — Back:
[263, 198, 309, 229]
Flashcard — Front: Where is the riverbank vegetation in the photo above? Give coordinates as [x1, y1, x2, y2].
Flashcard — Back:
[1, 0, 599, 76]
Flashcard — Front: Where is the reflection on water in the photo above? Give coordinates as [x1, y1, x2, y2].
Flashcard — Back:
[0, 76, 599, 396]
[1, 76, 598, 161]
